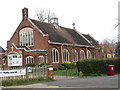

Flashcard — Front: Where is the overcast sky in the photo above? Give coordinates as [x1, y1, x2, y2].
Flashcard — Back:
[0, 0, 119, 49]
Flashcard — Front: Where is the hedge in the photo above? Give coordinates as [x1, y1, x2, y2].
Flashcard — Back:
[77, 58, 120, 74]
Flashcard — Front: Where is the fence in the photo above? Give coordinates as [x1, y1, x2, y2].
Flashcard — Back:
[0, 66, 48, 82]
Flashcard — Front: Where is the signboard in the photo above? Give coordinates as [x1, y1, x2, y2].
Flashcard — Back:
[0, 69, 26, 77]
[28, 67, 32, 72]
[8, 54, 22, 66]
[116, 51, 120, 58]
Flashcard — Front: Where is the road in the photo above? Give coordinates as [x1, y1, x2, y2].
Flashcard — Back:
[2, 75, 119, 89]
[43, 75, 119, 88]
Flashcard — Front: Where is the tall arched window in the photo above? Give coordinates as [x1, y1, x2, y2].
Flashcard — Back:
[72, 50, 78, 62]
[26, 56, 34, 64]
[80, 50, 86, 60]
[38, 55, 44, 64]
[51, 48, 59, 63]
[20, 27, 34, 47]
[63, 49, 69, 62]
[87, 50, 92, 59]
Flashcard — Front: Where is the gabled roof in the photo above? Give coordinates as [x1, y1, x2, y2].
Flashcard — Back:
[29, 19, 94, 47]
[82, 34, 99, 47]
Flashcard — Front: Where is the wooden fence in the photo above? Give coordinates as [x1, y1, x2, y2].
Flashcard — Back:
[0, 66, 48, 82]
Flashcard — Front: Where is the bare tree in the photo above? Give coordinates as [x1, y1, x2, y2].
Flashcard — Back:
[35, 8, 55, 23]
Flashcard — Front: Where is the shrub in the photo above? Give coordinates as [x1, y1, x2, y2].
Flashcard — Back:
[61, 61, 75, 69]
[25, 63, 36, 67]
[77, 58, 120, 74]
[39, 63, 49, 67]
[58, 65, 65, 70]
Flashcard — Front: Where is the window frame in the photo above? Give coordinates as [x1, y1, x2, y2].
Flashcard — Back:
[26, 56, 34, 64]
[38, 55, 45, 64]
[72, 50, 78, 62]
[80, 50, 86, 60]
[87, 50, 92, 59]
[19, 27, 34, 47]
[63, 49, 69, 62]
[51, 48, 59, 63]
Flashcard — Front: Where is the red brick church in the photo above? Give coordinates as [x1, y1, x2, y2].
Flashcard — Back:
[5, 8, 101, 68]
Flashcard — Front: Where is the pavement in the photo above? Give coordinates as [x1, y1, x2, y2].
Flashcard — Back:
[2, 83, 58, 88]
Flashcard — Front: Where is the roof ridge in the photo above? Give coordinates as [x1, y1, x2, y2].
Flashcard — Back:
[29, 18, 51, 25]
[60, 26, 74, 31]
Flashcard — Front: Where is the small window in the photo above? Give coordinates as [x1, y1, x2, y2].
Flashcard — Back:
[80, 50, 86, 60]
[63, 49, 69, 62]
[51, 48, 59, 63]
[87, 50, 92, 59]
[38, 56, 44, 64]
[72, 50, 78, 62]
[26, 56, 34, 64]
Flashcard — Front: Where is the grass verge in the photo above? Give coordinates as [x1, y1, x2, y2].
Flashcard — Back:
[2, 78, 55, 86]
[54, 68, 120, 77]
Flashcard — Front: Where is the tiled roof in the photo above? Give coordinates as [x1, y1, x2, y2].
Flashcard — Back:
[82, 34, 99, 47]
[30, 19, 93, 47]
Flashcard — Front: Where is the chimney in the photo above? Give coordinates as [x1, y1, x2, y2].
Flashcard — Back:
[22, 7, 28, 20]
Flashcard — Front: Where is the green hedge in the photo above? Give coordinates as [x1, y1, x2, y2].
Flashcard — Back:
[77, 58, 120, 74]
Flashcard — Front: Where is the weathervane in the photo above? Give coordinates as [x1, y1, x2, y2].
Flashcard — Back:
[72, 22, 75, 30]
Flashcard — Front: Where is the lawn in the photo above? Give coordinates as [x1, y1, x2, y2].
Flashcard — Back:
[54, 68, 79, 76]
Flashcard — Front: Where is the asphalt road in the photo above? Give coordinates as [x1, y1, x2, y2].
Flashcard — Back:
[43, 75, 119, 88]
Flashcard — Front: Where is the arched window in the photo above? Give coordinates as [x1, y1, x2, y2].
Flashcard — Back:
[38, 55, 44, 64]
[72, 50, 78, 62]
[51, 48, 59, 63]
[26, 56, 34, 64]
[87, 50, 92, 59]
[63, 49, 69, 62]
[80, 50, 86, 60]
[20, 27, 34, 47]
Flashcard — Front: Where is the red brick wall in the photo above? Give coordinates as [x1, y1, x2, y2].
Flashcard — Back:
[6, 18, 96, 68]
[47, 44, 94, 68]
[7, 19, 49, 51]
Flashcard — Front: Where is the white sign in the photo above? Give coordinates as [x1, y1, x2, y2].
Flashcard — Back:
[28, 67, 32, 72]
[48, 67, 53, 71]
[0, 69, 26, 77]
[8, 54, 22, 66]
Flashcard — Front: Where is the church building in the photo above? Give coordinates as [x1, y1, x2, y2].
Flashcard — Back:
[6, 8, 100, 68]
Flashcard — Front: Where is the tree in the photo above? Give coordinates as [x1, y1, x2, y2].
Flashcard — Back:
[35, 8, 55, 23]
[100, 39, 117, 58]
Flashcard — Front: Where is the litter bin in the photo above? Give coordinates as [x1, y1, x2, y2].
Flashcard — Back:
[47, 65, 54, 79]
[106, 65, 114, 76]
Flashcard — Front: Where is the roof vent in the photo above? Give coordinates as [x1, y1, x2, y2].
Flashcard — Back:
[50, 17, 59, 29]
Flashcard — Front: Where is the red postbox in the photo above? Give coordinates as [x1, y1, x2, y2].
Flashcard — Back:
[106, 65, 114, 76]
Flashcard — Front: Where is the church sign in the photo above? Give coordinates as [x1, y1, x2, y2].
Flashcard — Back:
[8, 54, 23, 66]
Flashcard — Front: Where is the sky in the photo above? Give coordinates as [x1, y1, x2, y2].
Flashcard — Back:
[0, 0, 119, 49]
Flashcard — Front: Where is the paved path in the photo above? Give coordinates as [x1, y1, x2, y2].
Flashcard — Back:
[54, 75, 79, 80]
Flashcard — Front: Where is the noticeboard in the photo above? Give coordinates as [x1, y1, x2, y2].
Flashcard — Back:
[8, 54, 22, 66]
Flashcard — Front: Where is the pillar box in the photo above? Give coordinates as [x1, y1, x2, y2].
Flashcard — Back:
[47, 65, 54, 79]
[106, 65, 114, 76]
